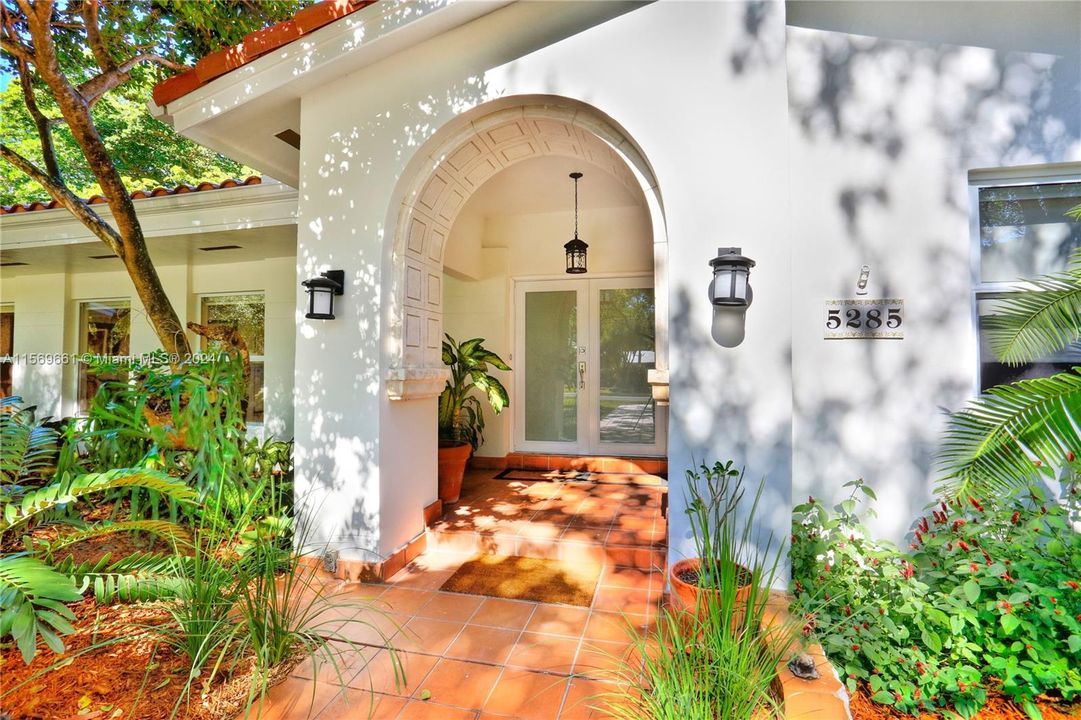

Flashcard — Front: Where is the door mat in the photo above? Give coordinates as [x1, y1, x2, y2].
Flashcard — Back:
[494, 468, 665, 486]
[440, 554, 600, 607]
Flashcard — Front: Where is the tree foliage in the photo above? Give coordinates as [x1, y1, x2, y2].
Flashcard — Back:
[0, 78, 253, 204]
[0, 0, 306, 354]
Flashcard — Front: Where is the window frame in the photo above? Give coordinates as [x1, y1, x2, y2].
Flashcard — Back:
[199, 291, 266, 426]
[76, 298, 132, 413]
[0, 304, 13, 399]
[968, 164, 1081, 394]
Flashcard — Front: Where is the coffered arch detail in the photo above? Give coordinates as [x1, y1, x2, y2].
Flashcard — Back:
[386, 98, 667, 400]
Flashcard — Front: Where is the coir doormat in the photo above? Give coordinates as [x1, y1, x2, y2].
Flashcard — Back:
[440, 554, 600, 607]
[494, 468, 665, 486]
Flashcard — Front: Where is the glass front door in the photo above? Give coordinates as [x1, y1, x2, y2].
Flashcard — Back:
[515, 277, 664, 456]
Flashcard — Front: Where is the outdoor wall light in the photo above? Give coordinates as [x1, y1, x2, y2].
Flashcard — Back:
[708, 247, 755, 347]
[302, 270, 344, 320]
[564, 171, 588, 274]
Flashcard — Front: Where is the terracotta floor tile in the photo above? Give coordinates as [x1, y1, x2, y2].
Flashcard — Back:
[592, 588, 654, 615]
[415, 591, 484, 623]
[574, 641, 633, 680]
[412, 657, 503, 710]
[379, 587, 436, 615]
[396, 616, 466, 655]
[525, 605, 590, 638]
[472, 597, 537, 630]
[444, 624, 520, 664]
[505, 631, 580, 673]
[332, 611, 410, 647]
[314, 687, 407, 719]
[560, 678, 621, 719]
[583, 612, 641, 644]
[290, 641, 372, 685]
[483, 668, 570, 720]
[599, 566, 653, 589]
[560, 527, 608, 544]
[398, 699, 480, 719]
[347, 649, 438, 697]
[242, 675, 343, 719]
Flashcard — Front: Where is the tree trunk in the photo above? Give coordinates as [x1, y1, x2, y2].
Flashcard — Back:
[11, 0, 193, 359]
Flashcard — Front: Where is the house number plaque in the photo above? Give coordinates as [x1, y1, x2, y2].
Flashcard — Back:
[824, 299, 904, 339]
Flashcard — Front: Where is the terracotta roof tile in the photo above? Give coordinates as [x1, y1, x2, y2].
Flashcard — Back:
[0, 176, 262, 215]
[152, 0, 377, 107]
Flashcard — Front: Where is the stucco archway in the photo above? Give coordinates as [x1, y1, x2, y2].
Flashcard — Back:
[384, 97, 669, 401]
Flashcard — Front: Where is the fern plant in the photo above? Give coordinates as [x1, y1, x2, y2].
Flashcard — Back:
[0, 468, 195, 663]
[937, 202, 1081, 497]
[0, 397, 60, 489]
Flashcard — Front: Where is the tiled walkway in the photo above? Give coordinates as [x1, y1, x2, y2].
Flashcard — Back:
[250, 470, 667, 720]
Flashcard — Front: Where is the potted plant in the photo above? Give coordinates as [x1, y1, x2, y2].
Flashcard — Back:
[670, 460, 760, 626]
[437, 334, 510, 502]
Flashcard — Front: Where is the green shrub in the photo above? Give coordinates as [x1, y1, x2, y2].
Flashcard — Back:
[791, 479, 1081, 717]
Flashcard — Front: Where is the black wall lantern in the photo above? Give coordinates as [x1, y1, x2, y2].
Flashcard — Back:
[708, 247, 755, 347]
[564, 171, 588, 274]
[302, 269, 344, 320]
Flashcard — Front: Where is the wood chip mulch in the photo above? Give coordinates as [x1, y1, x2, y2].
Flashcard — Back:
[850, 685, 1079, 720]
[0, 598, 297, 720]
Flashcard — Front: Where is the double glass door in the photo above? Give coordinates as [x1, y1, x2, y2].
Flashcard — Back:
[514, 277, 664, 456]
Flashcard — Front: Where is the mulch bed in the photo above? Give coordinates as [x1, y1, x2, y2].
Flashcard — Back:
[850, 685, 1079, 720]
[0, 598, 199, 720]
[0, 598, 301, 720]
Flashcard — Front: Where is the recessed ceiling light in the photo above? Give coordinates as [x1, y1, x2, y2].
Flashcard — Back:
[199, 245, 243, 252]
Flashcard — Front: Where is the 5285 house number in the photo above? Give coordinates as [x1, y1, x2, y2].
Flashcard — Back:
[824, 299, 904, 339]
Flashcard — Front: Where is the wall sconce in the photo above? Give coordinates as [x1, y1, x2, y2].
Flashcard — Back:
[708, 247, 755, 347]
[302, 269, 344, 320]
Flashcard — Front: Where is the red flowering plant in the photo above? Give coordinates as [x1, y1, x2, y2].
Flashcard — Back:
[791, 478, 1081, 718]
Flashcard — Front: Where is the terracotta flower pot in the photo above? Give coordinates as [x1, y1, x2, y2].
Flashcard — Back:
[437, 441, 472, 503]
[670, 557, 752, 626]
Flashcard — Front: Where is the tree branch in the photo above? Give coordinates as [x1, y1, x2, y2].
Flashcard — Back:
[15, 58, 62, 180]
[0, 34, 33, 63]
[0, 142, 124, 258]
[80, 0, 115, 73]
[78, 53, 190, 106]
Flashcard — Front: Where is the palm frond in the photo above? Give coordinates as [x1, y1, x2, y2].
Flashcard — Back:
[57, 551, 188, 604]
[0, 554, 81, 663]
[0, 468, 196, 536]
[936, 367, 1081, 499]
[985, 249, 1081, 364]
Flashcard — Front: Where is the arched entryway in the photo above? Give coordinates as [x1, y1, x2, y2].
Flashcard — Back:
[383, 97, 669, 413]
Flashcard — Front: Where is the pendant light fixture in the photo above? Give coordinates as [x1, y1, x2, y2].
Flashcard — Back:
[564, 171, 588, 274]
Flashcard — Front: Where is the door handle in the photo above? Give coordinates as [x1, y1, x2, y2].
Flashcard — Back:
[578, 361, 586, 389]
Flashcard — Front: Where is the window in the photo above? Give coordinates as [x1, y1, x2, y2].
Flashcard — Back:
[971, 173, 1081, 391]
[78, 300, 131, 411]
[0, 306, 13, 398]
[201, 293, 265, 424]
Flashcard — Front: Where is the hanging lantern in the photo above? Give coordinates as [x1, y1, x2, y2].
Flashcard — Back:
[302, 270, 344, 320]
[565, 171, 588, 274]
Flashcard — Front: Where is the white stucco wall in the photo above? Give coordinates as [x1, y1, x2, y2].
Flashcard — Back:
[292, 0, 795, 562]
[250, 0, 1081, 564]
[786, 22, 1081, 539]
